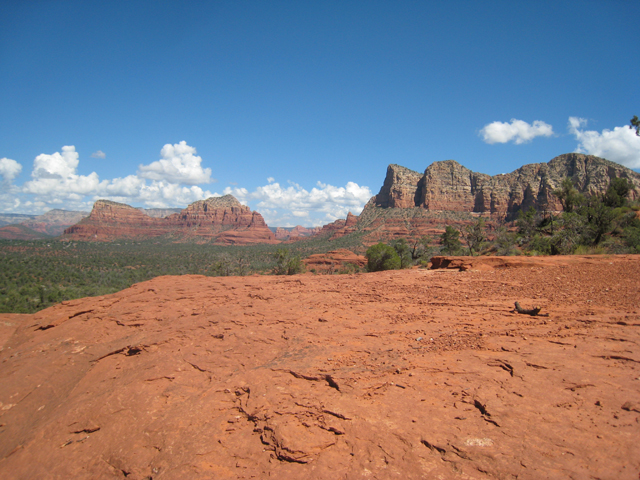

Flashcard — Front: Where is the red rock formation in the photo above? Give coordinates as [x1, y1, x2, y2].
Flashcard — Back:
[303, 249, 367, 273]
[374, 154, 640, 218]
[316, 153, 640, 244]
[63, 195, 278, 245]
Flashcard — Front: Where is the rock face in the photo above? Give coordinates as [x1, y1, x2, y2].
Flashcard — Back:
[317, 153, 640, 244]
[63, 195, 277, 245]
[373, 164, 424, 209]
[303, 248, 367, 273]
[371, 154, 640, 218]
[1, 255, 639, 478]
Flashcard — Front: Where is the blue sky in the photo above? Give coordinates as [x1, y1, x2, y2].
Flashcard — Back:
[1, 0, 639, 226]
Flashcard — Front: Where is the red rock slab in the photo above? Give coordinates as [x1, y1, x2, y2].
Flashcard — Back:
[0, 255, 639, 479]
[304, 249, 367, 273]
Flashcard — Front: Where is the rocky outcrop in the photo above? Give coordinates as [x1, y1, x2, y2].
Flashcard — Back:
[317, 153, 640, 244]
[63, 195, 277, 245]
[370, 154, 640, 219]
[1, 256, 639, 478]
[373, 164, 424, 208]
[315, 212, 360, 239]
[303, 248, 367, 273]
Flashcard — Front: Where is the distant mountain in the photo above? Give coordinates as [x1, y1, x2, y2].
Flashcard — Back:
[21, 209, 89, 236]
[273, 225, 322, 241]
[140, 208, 183, 218]
[0, 209, 89, 240]
[62, 195, 278, 245]
[0, 224, 53, 240]
[0, 214, 36, 227]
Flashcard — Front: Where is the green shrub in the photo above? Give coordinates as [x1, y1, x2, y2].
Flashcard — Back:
[365, 243, 401, 272]
[272, 248, 305, 275]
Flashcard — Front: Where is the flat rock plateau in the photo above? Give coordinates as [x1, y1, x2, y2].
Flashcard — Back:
[1, 255, 639, 479]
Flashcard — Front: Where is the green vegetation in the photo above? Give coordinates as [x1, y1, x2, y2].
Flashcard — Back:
[631, 115, 640, 136]
[0, 232, 365, 314]
[439, 226, 462, 255]
[2, 177, 638, 313]
[365, 243, 401, 272]
[272, 248, 305, 275]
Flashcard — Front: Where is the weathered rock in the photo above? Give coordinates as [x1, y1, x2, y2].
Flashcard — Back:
[303, 249, 367, 273]
[373, 164, 424, 209]
[1, 255, 639, 479]
[372, 154, 640, 219]
[63, 195, 278, 245]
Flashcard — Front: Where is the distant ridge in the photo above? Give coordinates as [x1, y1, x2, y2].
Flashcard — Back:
[62, 195, 278, 245]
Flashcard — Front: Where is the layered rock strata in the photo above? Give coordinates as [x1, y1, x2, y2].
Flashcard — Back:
[371, 154, 640, 219]
[63, 195, 277, 244]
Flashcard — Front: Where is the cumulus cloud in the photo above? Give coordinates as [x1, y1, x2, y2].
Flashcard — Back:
[224, 179, 372, 226]
[23, 146, 107, 200]
[568, 117, 640, 169]
[9, 144, 217, 213]
[3, 143, 372, 226]
[0, 158, 22, 184]
[138, 141, 212, 185]
[91, 150, 106, 159]
[480, 119, 554, 144]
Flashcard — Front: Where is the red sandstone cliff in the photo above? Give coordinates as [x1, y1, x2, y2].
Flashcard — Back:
[319, 154, 640, 244]
[372, 154, 640, 217]
[63, 195, 278, 245]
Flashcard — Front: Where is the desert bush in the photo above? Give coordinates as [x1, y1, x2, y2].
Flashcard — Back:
[365, 243, 401, 272]
[390, 238, 412, 268]
[272, 248, 305, 275]
[462, 218, 487, 256]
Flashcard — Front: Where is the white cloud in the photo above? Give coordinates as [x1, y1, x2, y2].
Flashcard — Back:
[23, 146, 108, 198]
[138, 141, 212, 185]
[2, 143, 372, 227]
[568, 117, 640, 168]
[480, 119, 554, 144]
[0, 158, 22, 184]
[223, 179, 372, 226]
[91, 150, 106, 159]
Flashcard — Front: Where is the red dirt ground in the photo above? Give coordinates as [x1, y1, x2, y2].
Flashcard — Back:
[0, 255, 639, 479]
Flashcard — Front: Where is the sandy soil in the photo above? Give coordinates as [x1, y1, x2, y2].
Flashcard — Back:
[0, 255, 639, 479]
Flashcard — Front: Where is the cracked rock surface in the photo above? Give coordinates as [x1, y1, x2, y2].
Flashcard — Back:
[0, 255, 639, 479]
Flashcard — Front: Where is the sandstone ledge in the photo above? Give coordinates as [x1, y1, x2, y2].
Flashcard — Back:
[0, 255, 639, 478]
